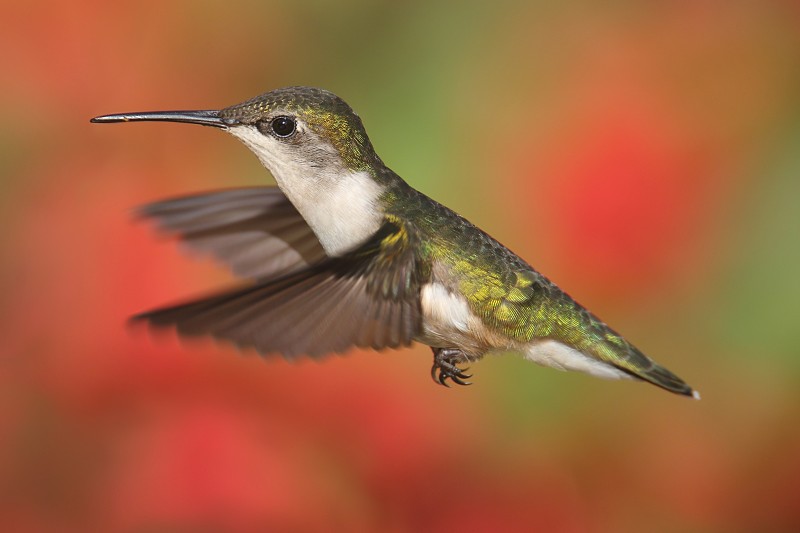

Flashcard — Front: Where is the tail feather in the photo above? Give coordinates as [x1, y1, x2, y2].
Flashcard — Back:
[573, 308, 701, 399]
[620, 359, 700, 399]
[573, 308, 700, 400]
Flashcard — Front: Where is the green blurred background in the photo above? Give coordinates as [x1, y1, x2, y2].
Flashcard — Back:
[3, 1, 800, 531]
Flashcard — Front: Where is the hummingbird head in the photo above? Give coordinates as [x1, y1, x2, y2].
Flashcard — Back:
[92, 86, 391, 256]
[219, 86, 382, 176]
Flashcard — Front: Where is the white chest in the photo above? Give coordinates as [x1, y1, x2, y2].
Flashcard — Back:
[281, 170, 385, 256]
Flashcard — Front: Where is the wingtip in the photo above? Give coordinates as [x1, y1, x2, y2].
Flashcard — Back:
[691, 389, 701, 400]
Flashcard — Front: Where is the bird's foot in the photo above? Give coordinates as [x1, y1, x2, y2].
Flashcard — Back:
[431, 347, 472, 387]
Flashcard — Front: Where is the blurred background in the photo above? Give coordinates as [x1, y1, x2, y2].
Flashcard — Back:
[3, 1, 800, 531]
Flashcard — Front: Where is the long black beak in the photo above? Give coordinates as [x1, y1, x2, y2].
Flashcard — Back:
[90, 109, 236, 128]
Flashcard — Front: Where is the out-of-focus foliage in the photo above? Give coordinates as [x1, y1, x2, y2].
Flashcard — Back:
[2, 1, 799, 531]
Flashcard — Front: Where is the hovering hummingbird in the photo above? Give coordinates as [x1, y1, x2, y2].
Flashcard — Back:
[92, 86, 699, 398]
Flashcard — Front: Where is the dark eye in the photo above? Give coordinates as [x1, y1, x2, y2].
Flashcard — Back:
[270, 116, 296, 138]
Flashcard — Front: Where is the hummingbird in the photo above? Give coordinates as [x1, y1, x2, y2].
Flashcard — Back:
[91, 86, 699, 398]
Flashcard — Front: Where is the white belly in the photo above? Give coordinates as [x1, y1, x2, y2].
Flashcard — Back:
[418, 282, 507, 358]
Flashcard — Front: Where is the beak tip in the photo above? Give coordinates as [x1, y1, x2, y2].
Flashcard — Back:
[90, 114, 126, 124]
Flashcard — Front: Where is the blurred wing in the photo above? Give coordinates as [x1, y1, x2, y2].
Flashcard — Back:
[134, 218, 425, 359]
[139, 187, 326, 279]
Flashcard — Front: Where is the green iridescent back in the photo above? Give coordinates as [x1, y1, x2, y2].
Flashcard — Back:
[381, 179, 670, 380]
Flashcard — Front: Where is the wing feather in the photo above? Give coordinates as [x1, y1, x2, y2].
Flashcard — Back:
[134, 218, 426, 359]
[139, 187, 326, 279]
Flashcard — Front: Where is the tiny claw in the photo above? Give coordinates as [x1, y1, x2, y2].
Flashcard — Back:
[431, 347, 474, 388]
[451, 375, 472, 386]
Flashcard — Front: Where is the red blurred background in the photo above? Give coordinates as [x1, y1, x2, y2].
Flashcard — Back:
[3, 2, 800, 531]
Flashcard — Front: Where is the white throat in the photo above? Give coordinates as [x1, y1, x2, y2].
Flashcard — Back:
[228, 126, 385, 256]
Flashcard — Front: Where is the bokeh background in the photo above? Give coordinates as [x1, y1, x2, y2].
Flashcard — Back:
[3, 1, 800, 531]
